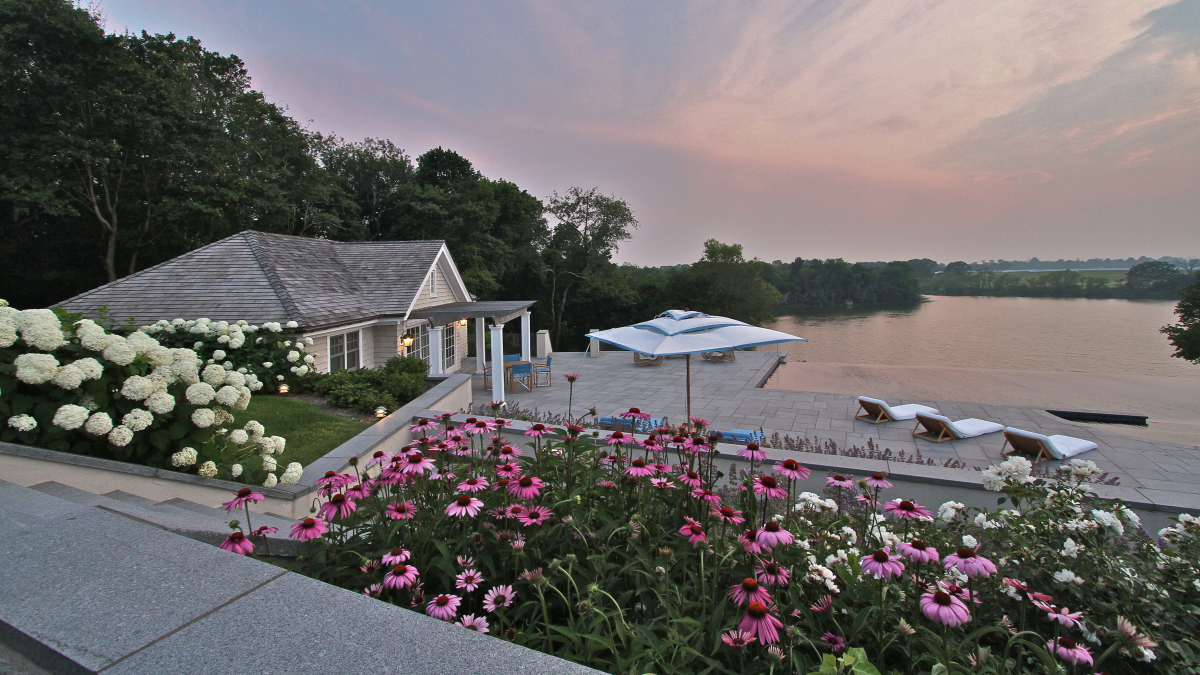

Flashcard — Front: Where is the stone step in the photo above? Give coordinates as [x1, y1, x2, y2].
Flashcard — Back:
[27, 482, 302, 557]
[162, 498, 297, 533]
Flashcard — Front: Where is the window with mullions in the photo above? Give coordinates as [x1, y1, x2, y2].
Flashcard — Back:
[411, 324, 430, 365]
[443, 323, 456, 369]
[328, 330, 360, 372]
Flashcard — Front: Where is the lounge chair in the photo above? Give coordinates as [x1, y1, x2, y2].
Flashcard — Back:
[1001, 427, 1098, 463]
[855, 396, 939, 424]
[714, 429, 764, 445]
[633, 353, 664, 367]
[701, 350, 736, 363]
[912, 413, 1003, 443]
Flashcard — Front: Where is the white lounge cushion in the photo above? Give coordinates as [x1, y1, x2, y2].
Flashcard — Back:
[858, 396, 939, 421]
[1005, 427, 1098, 459]
[919, 412, 1003, 438]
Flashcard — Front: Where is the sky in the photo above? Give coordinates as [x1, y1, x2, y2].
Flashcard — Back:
[98, 0, 1200, 266]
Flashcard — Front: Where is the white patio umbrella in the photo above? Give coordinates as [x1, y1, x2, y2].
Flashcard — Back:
[586, 310, 807, 426]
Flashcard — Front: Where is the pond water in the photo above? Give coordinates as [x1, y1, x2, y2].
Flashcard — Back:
[763, 295, 1197, 379]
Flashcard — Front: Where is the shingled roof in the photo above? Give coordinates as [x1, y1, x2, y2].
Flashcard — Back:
[60, 231, 449, 331]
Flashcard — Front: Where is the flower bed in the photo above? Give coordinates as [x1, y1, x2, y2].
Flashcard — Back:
[235, 410, 1195, 674]
[0, 301, 301, 486]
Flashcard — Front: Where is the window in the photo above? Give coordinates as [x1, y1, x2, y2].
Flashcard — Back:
[411, 323, 430, 364]
[443, 323, 456, 369]
[328, 330, 360, 372]
[429, 269, 438, 297]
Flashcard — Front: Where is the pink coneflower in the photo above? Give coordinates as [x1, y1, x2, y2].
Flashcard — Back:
[650, 478, 674, 490]
[360, 560, 382, 575]
[756, 560, 791, 586]
[691, 488, 721, 504]
[519, 506, 554, 527]
[826, 474, 855, 489]
[605, 431, 632, 446]
[457, 614, 489, 633]
[774, 458, 811, 480]
[689, 416, 710, 428]
[385, 501, 417, 520]
[943, 548, 998, 578]
[362, 583, 383, 598]
[345, 482, 372, 500]
[678, 470, 703, 488]
[728, 577, 772, 606]
[493, 462, 521, 478]
[810, 595, 833, 614]
[739, 528, 764, 554]
[1002, 577, 1049, 602]
[483, 584, 515, 612]
[400, 452, 435, 475]
[1034, 601, 1084, 629]
[314, 470, 355, 489]
[897, 540, 940, 564]
[505, 504, 528, 519]
[563, 373, 579, 383]
[1048, 638, 1093, 666]
[620, 407, 651, 420]
[251, 525, 278, 537]
[318, 493, 357, 521]
[738, 443, 768, 461]
[440, 423, 459, 437]
[1117, 616, 1157, 650]
[465, 419, 496, 436]
[508, 475, 544, 499]
[640, 436, 663, 453]
[865, 472, 892, 489]
[752, 475, 789, 500]
[382, 548, 410, 565]
[366, 450, 389, 468]
[219, 531, 255, 555]
[497, 445, 521, 460]
[721, 630, 756, 648]
[510, 534, 527, 551]
[861, 548, 906, 580]
[712, 506, 746, 525]
[939, 580, 981, 605]
[739, 602, 783, 644]
[524, 423, 550, 438]
[426, 594, 461, 621]
[821, 632, 847, 653]
[409, 418, 438, 433]
[289, 517, 328, 541]
[446, 495, 484, 517]
[455, 569, 485, 592]
[457, 476, 490, 493]
[884, 499, 933, 520]
[598, 480, 616, 489]
[679, 517, 707, 546]
[625, 459, 655, 477]
[756, 521, 794, 549]
[384, 563, 419, 589]
[855, 494, 879, 509]
[222, 487, 265, 513]
[429, 469, 456, 482]
[920, 591, 970, 626]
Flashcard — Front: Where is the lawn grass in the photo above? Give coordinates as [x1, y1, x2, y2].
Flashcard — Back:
[999, 269, 1128, 282]
[235, 395, 372, 468]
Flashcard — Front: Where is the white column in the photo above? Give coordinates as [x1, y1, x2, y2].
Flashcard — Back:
[520, 311, 532, 362]
[536, 330, 551, 359]
[489, 324, 505, 404]
[428, 325, 444, 375]
[474, 317, 487, 374]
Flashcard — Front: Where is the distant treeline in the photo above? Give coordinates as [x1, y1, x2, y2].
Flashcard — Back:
[923, 262, 1197, 299]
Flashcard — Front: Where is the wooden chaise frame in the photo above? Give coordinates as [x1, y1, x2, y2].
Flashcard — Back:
[856, 399, 897, 424]
[1000, 431, 1053, 464]
[633, 353, 664, 367]
[911, 415, 958, 443]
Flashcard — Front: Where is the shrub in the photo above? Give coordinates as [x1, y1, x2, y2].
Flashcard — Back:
[140, 318, 314, 391]
[310, 356, 428, 413]
[273, 416, 1197, 675]
[0, 300, 300, 486]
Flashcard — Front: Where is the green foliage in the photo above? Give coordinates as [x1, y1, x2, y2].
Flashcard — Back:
[659, 240, 782, 324]
[310, 355, 428, 414]
[232, 395, 370, 468]
[761, 258, 922, 309]
[139, 318, 312, 391]
[924, 263, 1195, 300]
[1163, 277, 1200, 364]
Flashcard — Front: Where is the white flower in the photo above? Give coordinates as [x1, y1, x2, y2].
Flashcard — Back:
[980, 466, 1005, 491]
[84, 412, 113, 436]
[303, 354, 315, 365]
[14, 308, 58, 330]
[76, 394, 98, 411]
[21, 321, 66, 351]
[286, 321, 298, 329]
[938, 501, 965, 522]
[1065, 459, 1101, 479]
[1117, 506, 1141, 529]
[962, 534, 978, 549]
[184, 382, 215, 406]
[212, 349, 226, 360]
[294, 365, 309, 376]
[276, 375, 284, 381]
[72, 358, 103, 380]
[244, 420, 265, 441]
[286, 350, 300, 363]
[107, 425, 133, 447]
[1062, 538, 1082, 558]
[125, 331, 160, 356]
[840, 526, 857, 546]
[146, 346, 173, 367]
[0, 319, 17, 348]
[270, 436, 286, 455]
[1053, 569, 1083, 585]
[1092, 509, 1125, 536]
[52, 364, 85, 389]
[7, 414, 37, 432]
[171, 447, 198, 467]
[234, 387, 251, 410]
[262, 362, 273, 369]
[198, 461, 218, 478]
[122, 409, 154, 432]
[262, 455, 277, 472]
[102, 335, 137, 366]
[146, 391, 176, 415]
[120, 375, 155, 402]
[263, 322, 282, 333]
[223, 429, 248, 446]
[214, 385, 240, 407]
[202, 364, 227, 386]
[76, 320, 109, 351]
[223, 371, 246, 388]
[191, 408, 216, 428]
[262, 472, 278, 487]
[230, 463, 243, 478]
[279, 462, 303, 485]
[14, 353, 60, 384]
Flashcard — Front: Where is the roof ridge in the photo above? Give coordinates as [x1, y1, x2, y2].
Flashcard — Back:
[242, 230, 445, 246]
[243, 232, 303, 324]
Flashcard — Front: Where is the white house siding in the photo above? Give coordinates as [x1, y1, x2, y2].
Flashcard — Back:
[373, 322, 400, 367]
[300, 331, 329, 373]
[410, 265, 456, 311]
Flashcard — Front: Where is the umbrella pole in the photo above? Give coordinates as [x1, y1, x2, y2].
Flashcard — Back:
[686, 353, 691, 431]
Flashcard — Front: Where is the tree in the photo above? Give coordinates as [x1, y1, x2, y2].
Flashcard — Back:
[542, 187, 638, 345]
[660, 240, 782, 325]
[943, 261, 972, 276]
[1162, 277, 1200, 364]
[317, 136, 413, 241]
[1126, 261, 1187, 297]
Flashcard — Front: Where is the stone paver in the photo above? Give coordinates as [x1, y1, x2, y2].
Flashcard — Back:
[471, 351, 1200, 496]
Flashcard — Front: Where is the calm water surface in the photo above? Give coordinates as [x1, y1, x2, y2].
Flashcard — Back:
[764, 296, 1198, 378]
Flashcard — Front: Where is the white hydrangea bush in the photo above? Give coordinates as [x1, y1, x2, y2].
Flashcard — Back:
[140, 318, 312, 392]
[1, 301, 300, 486]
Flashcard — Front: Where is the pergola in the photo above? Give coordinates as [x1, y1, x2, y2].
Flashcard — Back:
[408, 300, 537, 404]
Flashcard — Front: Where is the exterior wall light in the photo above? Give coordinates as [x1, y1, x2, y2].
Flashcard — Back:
[402, 335, 414, 348]
[459, 318, 468, 326]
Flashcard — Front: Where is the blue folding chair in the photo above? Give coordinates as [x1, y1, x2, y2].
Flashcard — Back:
[509, 362, 533, 392]
[714, 429, 764, 444]
[504, 353, 521, 363]
[534, 356, 552, 387]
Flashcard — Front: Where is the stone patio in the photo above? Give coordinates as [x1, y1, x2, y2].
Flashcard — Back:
[465, 351, 1200, 509]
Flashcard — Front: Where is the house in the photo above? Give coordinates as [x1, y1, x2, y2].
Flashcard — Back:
[59, 231, 536, 388]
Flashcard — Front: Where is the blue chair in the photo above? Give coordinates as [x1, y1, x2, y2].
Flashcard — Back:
[714, 429, 764, 444]
[634, 417, 665, 433]
[509, 362, 533, 392]
[599, 416, 633, 431]
[534, 356, 552, 387]
[503, 353, 521, 363]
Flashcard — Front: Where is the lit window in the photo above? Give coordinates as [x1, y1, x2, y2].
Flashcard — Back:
[329, 330, 360, 372]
